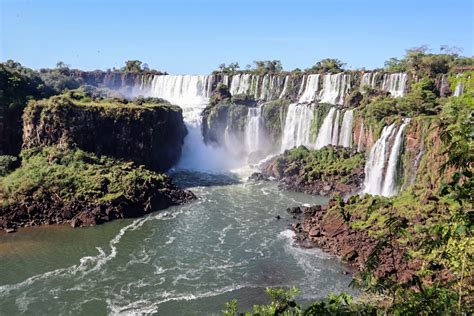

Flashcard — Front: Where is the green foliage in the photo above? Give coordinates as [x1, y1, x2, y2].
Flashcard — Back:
[224, 289, 377, 315]
[210, 83, 232, 106]
[253, 60, 284, 75]
[384, 46, 473, 77]
[0, 60, 53, 155]
[333, 96, 473, 314]
[384, 58, 406, 73]
[306, 58, 346, 74]
[0, 146, 168, 206]
[0, 156, 20, 177]
[450, 71, 474, 96]
[122, 60, 143, 72]
[279, 146, 365, 185]
[364, 78, 439, 121]
[259, 98, 291, 143]
[218, 62, 240, 74]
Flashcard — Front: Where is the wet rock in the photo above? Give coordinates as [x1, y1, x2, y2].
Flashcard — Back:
[286, 206, 302, 214]
[307, 226, 319, 237]
[342, 250, 358, 262]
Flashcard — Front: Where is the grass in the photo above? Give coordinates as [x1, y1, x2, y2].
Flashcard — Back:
[280, 145, 365, 184]
[0, 146, 168, 206]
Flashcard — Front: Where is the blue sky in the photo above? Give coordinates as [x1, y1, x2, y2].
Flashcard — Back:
[1, 0, 473, 74]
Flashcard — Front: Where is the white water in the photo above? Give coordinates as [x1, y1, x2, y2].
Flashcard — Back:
[143, 75, 241, 171]
[356, 121, 365, 152]
[245, 106, 265, 155]
[279, 76, 290, 99]
[363, 121, 409, 197]
[338, 109, 354, 147]
[381, 73, 407, 97]
[331, 110, 340, 145]
[228, 74, 286, 101]
[360, 72, 378, 90]
[360, 72, 407, 97]
[298, 74, 320, 103]
[281, 103, 315, 150]
[453, 81, 464, 96]
[381, 120, 409, 196]
[319, 74, 350, 105]
[314, 108, 336, 149]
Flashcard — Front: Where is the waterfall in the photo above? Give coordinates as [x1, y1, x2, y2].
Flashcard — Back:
[227, 74, 285, 101]
[338, 109, 354, 147]
[381, 73, 407, 97]
[363, 124, 397, 196]
[279, 76, 290, 99]
[143, 75, 239, 171]
[360, 72, 378, 90]
[314, 107, 336, 149]
[319, 73, 350, 105]
[361, 72, 408, 97]
[454, 81, 464, 96]
[281, 103, 315, 150]
[298, 74, 320, 103]
[331, 110, 340, 145]
[245, 106, 265, 154]
[363, 121, 410, 197]
[357, 121, 365, 152]
[230, 74, 253, 95]
[381, 120, 409, 196]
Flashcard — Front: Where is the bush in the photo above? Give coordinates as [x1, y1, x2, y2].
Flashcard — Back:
[0, 146, 168, 206]
[0, 156, 20, 177]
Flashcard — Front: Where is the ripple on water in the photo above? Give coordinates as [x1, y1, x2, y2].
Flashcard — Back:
[0, 176, 355, 315]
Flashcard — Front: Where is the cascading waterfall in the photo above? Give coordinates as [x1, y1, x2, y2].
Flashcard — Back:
[227, 74, 286, 101]
[142, 75, 240, 171]
[360, 72, 378, 90]
[338, 109, 354, 147]
[281, 103, 315, 150]
[245, 106, 265, 154]
[381, 120, 410, 196]
[381, 73, 407, 97]
[314, 107, 336, 149]
[363, 124, 397, 196]
[319, 73, 350, 105]
[331, 110, 340, 145]
[363, 121, 410, 196]
[279, 75, 290, 99]
[453, 81, 464, 96]
[356, 121, 365, 152]
[360, 72, 408, 97]
[298, 74, 320, 103]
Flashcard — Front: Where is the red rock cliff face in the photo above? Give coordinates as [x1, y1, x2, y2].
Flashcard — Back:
[22, 98, 187, 172]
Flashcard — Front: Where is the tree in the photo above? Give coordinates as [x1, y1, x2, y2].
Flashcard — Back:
[55, 61, 69, 70]
[384, 57, 407, 72]
[123, 60, 143, 72]
[216, 62, 240, 74]
[306, 58, 345, 73]
[253, 60, 283, 74]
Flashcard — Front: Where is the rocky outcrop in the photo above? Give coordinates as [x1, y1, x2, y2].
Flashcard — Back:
[22, 96, 187, 172]
[254, 146, 365, 196]
[0, 172, 195, 231]
[202, 100, 254, 146]
[290, 203, 421, 282]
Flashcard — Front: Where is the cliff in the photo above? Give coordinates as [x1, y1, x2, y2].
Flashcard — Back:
[0, 146, 195, 231]
[22, 95, 187, 172]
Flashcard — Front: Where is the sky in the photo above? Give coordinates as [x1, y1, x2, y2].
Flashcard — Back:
[1, 0, 473, 74]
